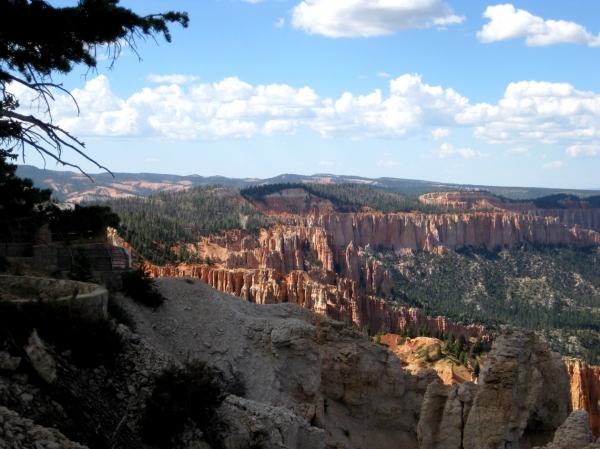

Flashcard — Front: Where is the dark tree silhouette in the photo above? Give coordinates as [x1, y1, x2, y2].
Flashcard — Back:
[0, 0, 188, 176]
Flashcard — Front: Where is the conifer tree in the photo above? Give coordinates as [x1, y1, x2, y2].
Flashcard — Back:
[1, 0, 188, 174]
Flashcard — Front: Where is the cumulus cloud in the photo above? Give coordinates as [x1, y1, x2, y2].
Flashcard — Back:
[566, 144, 600, 157]
[40, 74, 470, 141]
[542, 160, 565, 169]
[262, 120, 298, 135]
[478, 4, 600, 47]
[147, 74, 200, 84]
[428, 127, 451, 140]
[377, 160, 401, 166]
[274, 18, 285, 28]
[377, 72, 392, 78]
[434, 142, 490, 159]
[15, 73, 600, 148]
[291, 0, 464, 38]
[457, 80, 600, 144]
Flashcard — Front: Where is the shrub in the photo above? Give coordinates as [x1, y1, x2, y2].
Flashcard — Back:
[68, 247, 94, 283]
[0, 255, 9, 272]
[139, 360, 226, 448]
[107, 292, 136, 330]
[121, 269, 165, 308]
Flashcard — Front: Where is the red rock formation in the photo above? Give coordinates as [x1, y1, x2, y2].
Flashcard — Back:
[291, 212, 600, 253]
[564, 357, 600, 437]
[529, 209, 600, 232]
[419, 191, 535, 211]
[143, 261, 494, 343]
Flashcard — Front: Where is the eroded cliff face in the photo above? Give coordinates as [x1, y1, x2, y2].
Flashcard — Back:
[143, 263, 493, 343]
[419, 191, 536, 211]
[296, 212, 600, 253]
[529, 209, 600, 232]
[419, 191, 600, 231]
[565, 358, 600, 438]
[418, 327, 572, 449]
[123, 279, 581, 449]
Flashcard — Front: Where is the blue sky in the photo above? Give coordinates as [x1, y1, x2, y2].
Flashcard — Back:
[15, 0, 600, 189]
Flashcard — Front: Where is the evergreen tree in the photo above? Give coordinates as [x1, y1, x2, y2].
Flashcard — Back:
[1, 0, 188, 173]
[472, 335, 484, 355]
[68, 247, 94, 283]
[0, 149, 51, 239]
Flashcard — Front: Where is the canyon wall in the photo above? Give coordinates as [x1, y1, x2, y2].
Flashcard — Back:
[528, 209, 600, 232]
[144, 263, 493, 342]
[294, 212, 600, 253]
[564, 358, 600, 437]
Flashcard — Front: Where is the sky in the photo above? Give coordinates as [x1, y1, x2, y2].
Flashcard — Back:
[12, 0, 600, 189]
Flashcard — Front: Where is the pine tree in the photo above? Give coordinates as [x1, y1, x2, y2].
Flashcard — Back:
[1, 0, 188, 174]
[69, 247, 94, 283]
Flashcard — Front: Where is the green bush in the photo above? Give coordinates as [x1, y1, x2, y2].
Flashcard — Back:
[121, 269, 165, 308]
[68, 247, 94, 283]
[139, 360, 226, 448]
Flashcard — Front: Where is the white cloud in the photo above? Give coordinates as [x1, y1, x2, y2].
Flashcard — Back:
[377, 72, 392, 78]
[542, 160, 565, 169]
[566, 144, 600, 157]
[291, 0, 464, 38]
[434, 142, 490, 159]
[274, 18, 285, 28]
[262, 120, 298, 135]
[42, 74, 470, 141]
[428, 127, 451, 140]
[457, 80, 600, 145]
[505, 146, 529, 156]
[16, 73, 600, 149]
[478, 4, 600, 47]
[145, 158, 159, 163]
[377, 160, 401, 166]
[147, 74, 200, 84]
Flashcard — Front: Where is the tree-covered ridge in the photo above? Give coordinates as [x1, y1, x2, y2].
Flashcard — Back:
[103, 185, 270, 265]
[505, 193, 600, 209]
[241, 182, 467, 214]
[367, 244, 600, 364]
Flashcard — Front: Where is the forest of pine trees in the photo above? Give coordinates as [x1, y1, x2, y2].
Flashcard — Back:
[367, 243, 600, 364]
[102, 186, 271, 264]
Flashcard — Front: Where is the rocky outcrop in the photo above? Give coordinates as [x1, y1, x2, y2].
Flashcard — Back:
[418, 327, 572, 449]
[565, 358, 600, 437]
[128, 277, 432, 449]
[0, 406, 88, 449]
[218, 395, 326, 449]
[419, 191, 535, 211]
[536, 410, 599, 449]
[380, 335, 482, 384]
